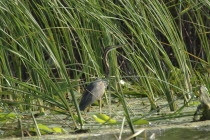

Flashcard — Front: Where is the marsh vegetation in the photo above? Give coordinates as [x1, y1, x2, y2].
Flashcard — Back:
[0, 0, 210, 139]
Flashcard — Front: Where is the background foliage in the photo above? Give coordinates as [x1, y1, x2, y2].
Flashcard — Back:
[0, 0, 210, 130]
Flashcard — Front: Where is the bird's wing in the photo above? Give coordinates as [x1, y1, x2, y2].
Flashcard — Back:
[79, 88, 94, 111]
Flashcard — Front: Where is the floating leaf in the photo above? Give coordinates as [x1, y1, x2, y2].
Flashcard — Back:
[52, 127, 67, 134]
[93, 115, 106, 123]
[93, 113, 117, 124]
[133, 119, 149, 125]
[29, 124, 53, 134]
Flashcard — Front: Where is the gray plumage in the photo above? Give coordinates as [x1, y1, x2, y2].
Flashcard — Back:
[79, 79, 108, 111]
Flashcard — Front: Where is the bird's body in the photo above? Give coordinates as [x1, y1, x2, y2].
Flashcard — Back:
[79, 79, 108, 111]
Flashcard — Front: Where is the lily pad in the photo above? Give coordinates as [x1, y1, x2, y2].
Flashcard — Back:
[93, 113, 117, 124]
[29, 124, 53, 134]
[132, 118, 149, 125]
[52, 127, 67, 134]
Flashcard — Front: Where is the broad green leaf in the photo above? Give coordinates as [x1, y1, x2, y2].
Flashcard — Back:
[29, 124, 53, 134]
[93, 113, 117, 124]
[133, 119, 149, 125]
[52, 127, 67, 134]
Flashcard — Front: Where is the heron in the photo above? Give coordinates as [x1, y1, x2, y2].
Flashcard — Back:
[79, 44, 128, 111]
[79, 78, 108, 111]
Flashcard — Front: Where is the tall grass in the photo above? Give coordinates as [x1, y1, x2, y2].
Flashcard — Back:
[0, 0, 209, 134]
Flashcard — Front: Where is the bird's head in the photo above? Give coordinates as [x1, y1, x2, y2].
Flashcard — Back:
[95, 78, 108, 88]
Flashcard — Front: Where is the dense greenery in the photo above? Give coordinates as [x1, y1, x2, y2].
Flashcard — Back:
[0, 0, 209, 135]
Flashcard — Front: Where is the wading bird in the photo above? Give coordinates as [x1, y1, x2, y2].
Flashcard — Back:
[79, 44, 128, 111]
[79, 78, 108, 111]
